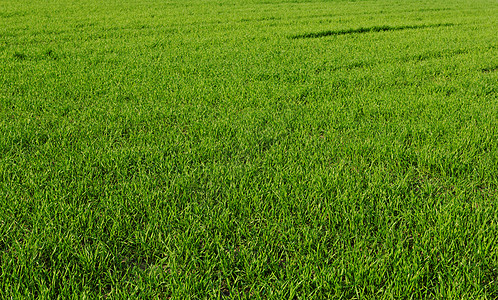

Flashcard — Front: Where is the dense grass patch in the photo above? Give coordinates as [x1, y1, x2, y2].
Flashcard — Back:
[1, 0, 497, 298]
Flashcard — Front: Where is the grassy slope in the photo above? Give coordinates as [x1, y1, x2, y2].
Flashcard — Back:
[1, 0, 497, 298]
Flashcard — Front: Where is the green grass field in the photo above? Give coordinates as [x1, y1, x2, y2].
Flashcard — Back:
[1, 0, 497, 298]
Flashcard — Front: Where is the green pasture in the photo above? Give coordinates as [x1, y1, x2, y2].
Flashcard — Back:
[1, 0, 497, 298]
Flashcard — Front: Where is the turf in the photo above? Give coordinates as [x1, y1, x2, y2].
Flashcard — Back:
[1, 0, 497, 298]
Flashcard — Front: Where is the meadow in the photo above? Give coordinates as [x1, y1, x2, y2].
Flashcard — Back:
[1, 0, 497, 298]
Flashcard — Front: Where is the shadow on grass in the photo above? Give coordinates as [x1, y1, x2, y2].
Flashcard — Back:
[289, 23, 455, 39]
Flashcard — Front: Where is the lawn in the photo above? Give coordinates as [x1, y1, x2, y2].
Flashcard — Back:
[0, 0, 497, 298]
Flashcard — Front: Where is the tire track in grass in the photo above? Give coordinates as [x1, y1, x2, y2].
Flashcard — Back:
[481, 66, 498, 73]
[289, 23, 455, 39]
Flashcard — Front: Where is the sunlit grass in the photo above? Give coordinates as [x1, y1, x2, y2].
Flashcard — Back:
[0, 0, 497, 298]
